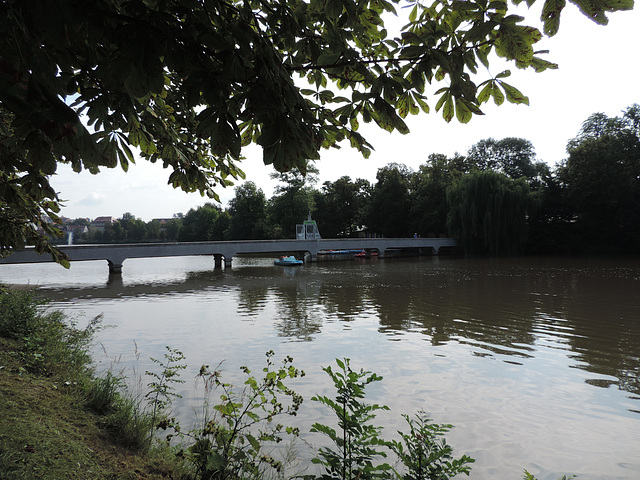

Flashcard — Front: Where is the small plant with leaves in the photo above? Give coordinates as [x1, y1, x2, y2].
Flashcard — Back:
[308, 358, 393, 480]
[180, 350, 304, 480]
[390, 410, 474, 479]
[145, 346, 186, 437]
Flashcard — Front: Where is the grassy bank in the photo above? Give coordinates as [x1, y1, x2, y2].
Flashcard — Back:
[0, 287, 189, 479]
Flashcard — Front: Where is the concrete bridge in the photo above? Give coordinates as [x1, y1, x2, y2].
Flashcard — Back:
[0, 237, 458, 274]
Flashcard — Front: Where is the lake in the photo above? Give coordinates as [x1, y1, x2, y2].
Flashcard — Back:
[1, 254, 639, 480]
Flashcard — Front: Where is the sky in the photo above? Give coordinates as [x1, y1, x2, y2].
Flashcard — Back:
[52, 4, 640, 222]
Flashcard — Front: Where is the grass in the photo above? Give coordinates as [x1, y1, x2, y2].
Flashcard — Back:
[0, 286, 190, 479]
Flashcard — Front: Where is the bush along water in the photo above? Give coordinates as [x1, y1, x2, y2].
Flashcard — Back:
[305, 358, 474, 480]
[152, 353, 474, 480]
[0, 285, 101, 380]
[175, 352, 305, 479]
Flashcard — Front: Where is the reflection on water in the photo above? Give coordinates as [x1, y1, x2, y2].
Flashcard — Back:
[1, 255, 640, 479]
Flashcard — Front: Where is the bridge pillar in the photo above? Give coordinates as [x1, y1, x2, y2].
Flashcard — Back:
[107, 260, 123, 275]
[213, 254, 224, 269]
[107, 272, 123, 288]
[224, 256, 232, 268]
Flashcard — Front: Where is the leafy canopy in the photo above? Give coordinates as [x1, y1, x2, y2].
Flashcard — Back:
[0, 0, 632, 261]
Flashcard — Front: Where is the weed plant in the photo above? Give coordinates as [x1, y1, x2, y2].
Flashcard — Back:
[85, 371, 124, 414]
[175, 351, 305, 480]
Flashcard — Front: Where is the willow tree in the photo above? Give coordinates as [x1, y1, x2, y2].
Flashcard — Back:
[0, 0, 631, 262]
[446, 171, 530, 255]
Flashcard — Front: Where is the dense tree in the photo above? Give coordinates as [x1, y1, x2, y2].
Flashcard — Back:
[410, 153, 469, 237]
[447, 171, 531, 255]
[225, 182, 268, 240]
[210, 210, 230, 241]
[466, 137, 549, 186]
[312, 176, 371, 237]
[145, 219, 162, 241]
[163, 217, 182, 242]
[0, 110, 69, 264]
[557, 107, 640, 252]
[365, 164, 413, 237]
[268, 167, 318, 238]
[70, 218, 90, 226]
[178, 203, 225, 242]
[127, 218, 148, 242]
[3, 0, 630, 262]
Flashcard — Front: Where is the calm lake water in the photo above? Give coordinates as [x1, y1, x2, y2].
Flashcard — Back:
[2, 255, 639, 479]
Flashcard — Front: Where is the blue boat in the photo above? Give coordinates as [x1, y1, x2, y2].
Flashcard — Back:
[274, 255, 303, 266]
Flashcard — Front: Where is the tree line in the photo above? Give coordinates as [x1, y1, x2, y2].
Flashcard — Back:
[69, 105, 640, 256]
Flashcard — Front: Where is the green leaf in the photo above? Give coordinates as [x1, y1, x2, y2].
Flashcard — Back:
[572, 0, 633, 26]
[455, 97, 473, 123]
[491, 83, 505, 105]
[530, 56, 559, 72]
[452, 1, 481, 11]
[409, 4, 418, 21]
[317, 52, 341, 66]
[414, 94, 430, 114]
[476, 45, 491, 69]
[541, 0, 566, 36]
[477, 82, 492, 104]
[498, 80, 529, 105]
[443, 95, 454, 123]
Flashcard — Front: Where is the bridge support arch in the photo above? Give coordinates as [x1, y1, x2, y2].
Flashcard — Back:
[107, 260, 123, 275]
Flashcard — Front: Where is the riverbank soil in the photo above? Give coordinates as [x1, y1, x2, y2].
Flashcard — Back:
[0, 337, 183, 480]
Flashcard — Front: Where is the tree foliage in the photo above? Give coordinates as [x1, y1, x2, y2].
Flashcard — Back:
[466, 137, 551, 187]
[268, 166, 319, 238]
[2, 0, 632, 262]
[365, 164, 413, 237]
[557, 106, 640, 252]
[225, 181, 268, 240]
[410, 153, 469, 237]
[447, 171, 531, 255]
[179, 203, 225, 242]
[313, 176, 371, 237]
[0, 110, 69, 265]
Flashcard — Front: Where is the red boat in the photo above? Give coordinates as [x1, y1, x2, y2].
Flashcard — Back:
[355, 250, 378, 258]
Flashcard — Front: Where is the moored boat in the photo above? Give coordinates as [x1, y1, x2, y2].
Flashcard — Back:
[355, 250, 379, 258]
[274, 255, 303, 266]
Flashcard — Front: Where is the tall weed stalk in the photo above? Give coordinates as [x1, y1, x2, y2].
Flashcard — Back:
[179, 351, 304, 480]
[309, 358, 392, 480]
[146, 346, 186, 431]
[390, 410, 474, 479]
[307, 358, 474, 480]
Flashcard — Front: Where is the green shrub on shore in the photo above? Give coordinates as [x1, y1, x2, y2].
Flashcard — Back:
[0, 285, 100, 380]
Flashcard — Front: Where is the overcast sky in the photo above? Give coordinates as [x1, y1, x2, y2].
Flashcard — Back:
[52, 5, 640, 222]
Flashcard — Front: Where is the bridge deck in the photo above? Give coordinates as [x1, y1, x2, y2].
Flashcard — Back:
[0, 238, 458, 273]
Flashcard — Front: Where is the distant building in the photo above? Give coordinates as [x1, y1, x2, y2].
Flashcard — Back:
[90, 216, 113, 232]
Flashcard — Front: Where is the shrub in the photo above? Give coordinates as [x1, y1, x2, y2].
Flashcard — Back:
[0, 285, 101, 379]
